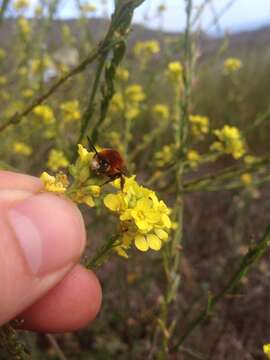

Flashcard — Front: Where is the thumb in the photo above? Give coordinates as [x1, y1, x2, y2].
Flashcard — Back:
[0, 171, 86, 325]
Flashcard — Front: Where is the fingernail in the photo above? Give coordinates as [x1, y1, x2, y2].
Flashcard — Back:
[7, 193, 86, 276]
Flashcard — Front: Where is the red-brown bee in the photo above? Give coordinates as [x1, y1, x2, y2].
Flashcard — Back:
[87, 137, 126, 190]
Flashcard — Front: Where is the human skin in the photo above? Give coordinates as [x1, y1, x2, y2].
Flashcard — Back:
[0, 171, 102, 332]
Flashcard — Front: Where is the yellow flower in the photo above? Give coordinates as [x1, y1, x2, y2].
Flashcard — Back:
[244, 155, 257, 165]
[0, 48, 6, 60]
[211, 125, 246, 159]
[40, 172, 68, 194]
[13, 142, 32, 156]
[264, 344, 270, 359]
[33, 105, 55, 124]
[0, 76, 7, 86]
[18, 17, 30, 35]
[189, 115, 209, 137]
[116, 67, 129, 82]
[13, 0, 29, 10]
[60, 100, 81, 122]
[155, 145, 174, 167]
[167, 61, 183, 82]
[240, 173, 252, 186]
[134, 40, 160, 58]
[104, 176, 171, 255]
[187, 149, 201, 168]
[125, 84, 146, 103]
[152, 104, 169, 121]
[22, 88, 34, 98]
[223, 57, 243, 74]
[47, 149, 69, 172]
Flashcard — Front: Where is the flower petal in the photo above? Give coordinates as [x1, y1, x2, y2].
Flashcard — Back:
[147, 234, 162, 251]
[135, 235, 149, 252]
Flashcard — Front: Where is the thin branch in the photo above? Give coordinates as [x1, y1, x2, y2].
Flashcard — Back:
[46, 334, 67, 360]
[0, 39, 119, 133]
[172, 224, 270, 352]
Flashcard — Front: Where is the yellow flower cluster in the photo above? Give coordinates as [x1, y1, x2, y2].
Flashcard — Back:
[41, 145, 102, 207]
[152, 104, 169, 121]
[30, 55, 53, 75]
[13, 0, 29, 10]
[22, 88, 34, 98]
[223, 57, 243, 74]
[18, 17, 30, 35]
[240, 173, 252, 186]
[167, 61, 183, 82]
[40, 172, 69, 194]
[0, 76, 7, 86]
[111, 84, 145, 121]
[211, 125, 246, 159]
[116, 67, 129, 82]
[68, 145, 102, 207]
[264, 344, 270, 359]
[187, 149, 201, 168]
[13, 142, 32, 156]
[33, 105, 55, 124]
[134, 40, 160, 58]
[104, 176, 171, 256]
[47, 149, 69, 172]
[155, 145, 174, 167]
[60, 100, 81, 122]
[189, 115, 209, 138]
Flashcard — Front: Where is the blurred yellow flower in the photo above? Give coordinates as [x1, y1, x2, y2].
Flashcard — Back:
[33, 105, 55, 124]
[13, 0, 29, 10]
[167, 61, 183, 82]
[223, 57, 243, 74]
[104, 176, 171, 255]
[264, 344, 270, 359]
[116, 67, 129, 82]
[240, 173, 252, 186]
[125, 84, 146, 103]
[211, 125, 246, 159]
[134, 40, 160, 58]
[47, 149, 69, 172]
[22, 88, 34, 98]
[0, 76, 7, 86]
[152, 104, 169, 121]
[0, 48, 6, 60]
[13, 142, 32, 156]
[244, 155, 257, 165]
[18, 17, 30, 35]
[60, 100, 81, 122]
[187, 149, 201, 168]
[189, 114, 209, 137]
[155, 145, 174, 167]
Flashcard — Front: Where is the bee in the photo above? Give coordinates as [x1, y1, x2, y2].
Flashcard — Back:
[87, 137, 127, 190]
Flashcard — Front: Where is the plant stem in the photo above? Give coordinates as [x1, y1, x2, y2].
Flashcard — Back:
[158, 2, 193, 359]
[172, 224, 270, 352]
[0, 324, 31, 360]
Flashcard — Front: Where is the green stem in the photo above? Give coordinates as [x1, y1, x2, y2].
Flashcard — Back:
[172, 224, 270, 352]
[84, 235, 119, 269]
[0, 324, 30, 360]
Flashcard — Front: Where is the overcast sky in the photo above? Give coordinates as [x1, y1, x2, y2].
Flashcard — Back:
[59, 0, 270, 35]
[49, 0, 270, 33]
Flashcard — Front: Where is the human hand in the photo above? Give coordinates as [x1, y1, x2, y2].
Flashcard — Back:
[0, 171, 102, 333]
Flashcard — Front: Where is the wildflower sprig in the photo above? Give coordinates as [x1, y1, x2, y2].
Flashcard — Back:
[104, 176, 171, 257]
[40, 145, 172, 260]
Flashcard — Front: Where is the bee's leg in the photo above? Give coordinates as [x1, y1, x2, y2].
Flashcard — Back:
[101, 173, 121, 186]
[120, 175, 125, 191]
